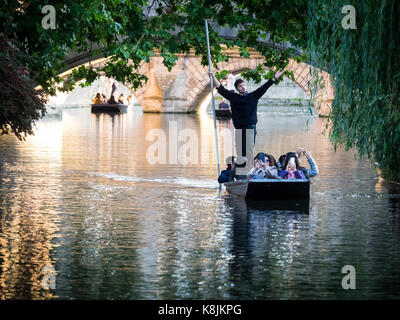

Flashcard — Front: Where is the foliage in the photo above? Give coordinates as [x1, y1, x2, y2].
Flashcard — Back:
[0, 0, 307, 134]
[0, 34, 47, 140]
[307, 0, 400, 181]
[0, 0, 308, 91]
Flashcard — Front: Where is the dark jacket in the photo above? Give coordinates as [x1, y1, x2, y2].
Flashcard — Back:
[218, 102, 230, 109]
[218, 168, 235, 183]
[217, 80, 274, 129]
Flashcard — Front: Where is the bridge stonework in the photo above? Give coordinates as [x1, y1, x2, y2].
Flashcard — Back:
[64, 48, 334, 116]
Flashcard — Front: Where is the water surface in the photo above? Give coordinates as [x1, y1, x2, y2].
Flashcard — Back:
[0, 106, 399, 299]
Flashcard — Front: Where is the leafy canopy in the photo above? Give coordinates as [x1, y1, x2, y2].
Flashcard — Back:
[0, 0, 307, 94]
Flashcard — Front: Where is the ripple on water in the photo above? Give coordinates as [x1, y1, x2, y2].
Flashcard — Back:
[0, 110, 400, 299]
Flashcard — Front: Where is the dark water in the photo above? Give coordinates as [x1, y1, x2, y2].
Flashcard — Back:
[0, 106, 400, 299]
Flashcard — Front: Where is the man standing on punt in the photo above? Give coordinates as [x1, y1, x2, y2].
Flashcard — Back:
[210, 70, 284, 172]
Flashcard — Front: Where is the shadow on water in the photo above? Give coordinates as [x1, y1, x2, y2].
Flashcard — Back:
[245, 198, 309, 214]
[221, 195, 310, 298]
[91, 108, 128, 116]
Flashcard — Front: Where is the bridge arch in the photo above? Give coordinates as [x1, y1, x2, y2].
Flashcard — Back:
[58, 48, 333, 116]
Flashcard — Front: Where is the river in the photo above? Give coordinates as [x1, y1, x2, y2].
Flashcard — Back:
[0, 106, 399, 299]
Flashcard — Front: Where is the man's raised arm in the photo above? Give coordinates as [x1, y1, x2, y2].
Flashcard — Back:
[252, 70, 284, 100]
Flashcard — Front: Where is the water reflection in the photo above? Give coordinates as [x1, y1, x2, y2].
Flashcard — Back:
[0, 106, 400, 299]
[222, 196, 310, 299]
[0, 120, 61, 299]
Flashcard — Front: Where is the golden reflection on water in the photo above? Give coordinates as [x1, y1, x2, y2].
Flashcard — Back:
[0, 201, 58, 299]
[0, 121, 61, 299]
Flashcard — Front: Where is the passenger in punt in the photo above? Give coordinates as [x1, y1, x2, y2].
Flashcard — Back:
[107, 95, 118, 104]
[92, 93, 103, 104]
[279, 153, 306, 179]
[218, 99, 230, 109]
[262, 153, 280, 179]
[277, 149, 319, 178]
[295, 148, 319, 178]
[118, 94, 125, 104]
[218, 156, 236, 183]
[248, 152, 280, 179]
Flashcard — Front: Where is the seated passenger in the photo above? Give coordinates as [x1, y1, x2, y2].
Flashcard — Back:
[248, 152, 280, 179]
[295, 148, 319, 178]
[118, 94, 125, 104]
[218, 99, 230, 109]
[127, 95, 132, 106]
[247, 157, 266, 179]
[264, 153, 280, 179]
[218, 156, 236, 183]
[107, 95, 118, 104]
[279, 154, 306, 179]
[92, 93, 103, 104]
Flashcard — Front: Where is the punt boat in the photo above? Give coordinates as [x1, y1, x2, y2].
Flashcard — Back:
[91, 104, 128, 113]
[224, 179, 310, 199]
[215, 109, 232, 118]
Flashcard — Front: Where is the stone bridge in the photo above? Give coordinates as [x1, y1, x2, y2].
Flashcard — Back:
[58, 32, 333, 116]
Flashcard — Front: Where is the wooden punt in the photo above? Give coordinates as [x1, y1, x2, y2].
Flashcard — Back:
[215, 109, 232, 118]
[224, 179, 310, 199]
[245, 198, 310, 213]
[91, 104, 127, 113]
